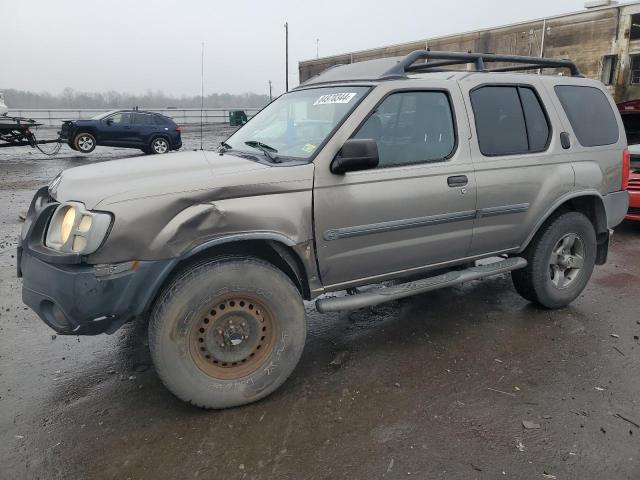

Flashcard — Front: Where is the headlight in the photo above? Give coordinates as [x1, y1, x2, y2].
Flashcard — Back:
[45, 202, 112, 254]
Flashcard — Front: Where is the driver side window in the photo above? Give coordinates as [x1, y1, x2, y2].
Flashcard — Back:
[354, 91, 456, 168]
[107, 112, 132, 125]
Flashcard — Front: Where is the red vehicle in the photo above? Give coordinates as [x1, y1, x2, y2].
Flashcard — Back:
[616, 101, 640, 221]
[627, 146, 640, 221]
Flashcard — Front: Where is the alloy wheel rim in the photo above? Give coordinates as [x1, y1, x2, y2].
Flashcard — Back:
[153, 139, 168, 153]
[549, 233, 585, 289]
[78, 136, 93, 151]
[189, 296, 276, 380]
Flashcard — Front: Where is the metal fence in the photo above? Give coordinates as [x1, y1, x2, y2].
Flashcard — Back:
[5, 108, 262, 127]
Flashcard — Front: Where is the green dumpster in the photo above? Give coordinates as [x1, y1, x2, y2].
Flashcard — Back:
[229, 110, 248, 127]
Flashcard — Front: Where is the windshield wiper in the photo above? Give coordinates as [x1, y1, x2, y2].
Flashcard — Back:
[244, 141, 281, 163]
[218, 141, 233, 153]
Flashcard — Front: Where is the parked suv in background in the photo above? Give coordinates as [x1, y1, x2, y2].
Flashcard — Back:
[60, 109, 182, 154]
[19, 51, 629, 409]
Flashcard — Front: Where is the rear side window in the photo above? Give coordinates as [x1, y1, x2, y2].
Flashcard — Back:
[554, 85, 619, 147]
[470, 86, 550, 156]
[157, 115, 172, 126]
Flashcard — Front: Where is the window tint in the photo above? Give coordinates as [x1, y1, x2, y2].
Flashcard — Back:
[554, 85, 619, 147]
[354, 91, 455, 167]
[471, 87, 528, 156]
[470, 86, 550, 156]
[107, 112, 132, 125]
[133, 113, 152, 125]
[519, 87, 550, 152]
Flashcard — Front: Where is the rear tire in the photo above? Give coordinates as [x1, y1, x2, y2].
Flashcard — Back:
[73, 132, 96, 153]
[512, 211, 597, 309]
[149, 257, 306, 409]
[149, 136, 169, 154]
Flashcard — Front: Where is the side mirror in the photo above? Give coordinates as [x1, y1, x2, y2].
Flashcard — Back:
[106, 119, 113, 126]
[331, 139, 379, 174]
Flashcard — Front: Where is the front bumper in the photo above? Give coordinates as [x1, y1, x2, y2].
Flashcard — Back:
[20, 246, 174, 335]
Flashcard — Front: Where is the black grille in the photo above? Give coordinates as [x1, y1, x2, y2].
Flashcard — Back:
[628, 207, 640, 215]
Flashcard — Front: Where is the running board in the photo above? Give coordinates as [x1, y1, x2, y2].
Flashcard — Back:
[315, 257, 527, 313]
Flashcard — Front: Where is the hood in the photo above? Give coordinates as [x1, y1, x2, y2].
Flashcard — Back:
[50, 150, 270, 209]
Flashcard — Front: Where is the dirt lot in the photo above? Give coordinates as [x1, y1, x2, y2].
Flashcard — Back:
[1, 126, 639, 480]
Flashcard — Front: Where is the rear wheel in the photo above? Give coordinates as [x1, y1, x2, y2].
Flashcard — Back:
[149, 257, 306, 409]
[512, 211, 597, 309]
[73, 132, 96, 153]
[149, 136, 169, 154]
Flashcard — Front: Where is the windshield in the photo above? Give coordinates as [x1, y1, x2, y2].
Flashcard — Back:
[91, 110, 119, 120]
[224, 86, 370, 160]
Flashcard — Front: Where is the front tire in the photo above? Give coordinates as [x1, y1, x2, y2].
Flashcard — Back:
[149, 257, 306, 409]
[512, 211, 597, 309]
[73, 132, 96, 153]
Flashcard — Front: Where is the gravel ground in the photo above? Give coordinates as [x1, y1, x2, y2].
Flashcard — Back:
[1, 126, 639, 479]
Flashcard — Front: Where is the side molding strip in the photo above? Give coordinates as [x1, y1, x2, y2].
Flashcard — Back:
[323, 203, 530, 242]
[477, 203, 530, 218]
[323, 210, 477, 241]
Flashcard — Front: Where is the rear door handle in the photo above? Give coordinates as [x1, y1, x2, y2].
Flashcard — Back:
[447, 175, 468, 187]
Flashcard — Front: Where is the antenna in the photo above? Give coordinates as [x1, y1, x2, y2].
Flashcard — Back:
[200, 41, 204, 150]
[284, 22, 289, 92]
[268, 80, 273, 102]
[316, 38, 319, 59]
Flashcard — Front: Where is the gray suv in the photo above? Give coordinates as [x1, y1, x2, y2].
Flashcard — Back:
[18, 51, 630, 409]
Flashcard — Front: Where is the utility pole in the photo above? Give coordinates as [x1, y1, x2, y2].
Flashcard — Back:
[284, 22, 289, 92]
[268, 80, 273, 102]
[316, 38, 319, 59]
[200, 41, 204, 150]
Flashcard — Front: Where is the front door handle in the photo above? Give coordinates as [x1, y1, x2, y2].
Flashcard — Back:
[447, 175, 468, 187]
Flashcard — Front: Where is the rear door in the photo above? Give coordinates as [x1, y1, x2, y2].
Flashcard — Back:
[313, 83, 477, 289]
[458, 76, 573, 256]
[132, 113, 157, 146]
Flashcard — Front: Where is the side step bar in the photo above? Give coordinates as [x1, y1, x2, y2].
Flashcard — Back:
[315, 257, 527, 313]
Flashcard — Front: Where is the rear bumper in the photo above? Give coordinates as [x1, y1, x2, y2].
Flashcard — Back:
[603, 190, 630, 228]
[626, 188, 640, 221]
[20, 246, 175, 335]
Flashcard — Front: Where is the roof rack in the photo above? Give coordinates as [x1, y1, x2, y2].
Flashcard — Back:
[381, 50, 582, 78]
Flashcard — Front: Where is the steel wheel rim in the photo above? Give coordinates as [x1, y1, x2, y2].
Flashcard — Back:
[78, 135, 93, 151]
[189, 296, 276, 380]
[549, 233, 585, 289]
[153, 139, 168, 153]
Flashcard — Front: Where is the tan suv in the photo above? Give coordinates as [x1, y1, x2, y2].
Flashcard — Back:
[18, 51, 630, 409]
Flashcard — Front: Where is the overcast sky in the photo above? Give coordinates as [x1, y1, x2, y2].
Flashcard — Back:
[0, 0, 620, 97]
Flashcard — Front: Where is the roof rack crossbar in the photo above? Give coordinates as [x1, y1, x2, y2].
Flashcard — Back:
[381, 50, 582, 78]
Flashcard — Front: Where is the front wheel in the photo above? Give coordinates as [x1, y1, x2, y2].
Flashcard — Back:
[512, 211, 597, 309]
[149, 257, 306, 409]
[149, 137, 169, 154]
[73, 132, 96, 153]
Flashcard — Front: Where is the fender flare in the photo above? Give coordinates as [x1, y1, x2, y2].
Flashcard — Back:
[519, 190, 606, 252]
[181, 232, 298, 260]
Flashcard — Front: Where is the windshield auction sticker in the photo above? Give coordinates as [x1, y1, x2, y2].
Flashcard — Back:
[313, 93, 357, 106]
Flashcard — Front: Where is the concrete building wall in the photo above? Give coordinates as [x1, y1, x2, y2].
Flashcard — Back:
[298, 2, 640, 103]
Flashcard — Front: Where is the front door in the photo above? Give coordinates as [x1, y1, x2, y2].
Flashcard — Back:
[101, 111, 133, 145]
[313, 86, 477, 289]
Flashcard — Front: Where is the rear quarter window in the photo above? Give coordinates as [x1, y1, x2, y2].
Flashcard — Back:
[554, 85, 619, 147]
